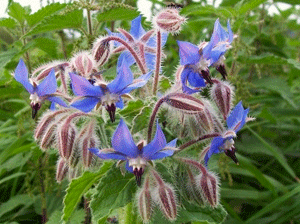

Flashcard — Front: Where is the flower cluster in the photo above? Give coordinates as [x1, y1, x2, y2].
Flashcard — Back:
[12, 6, 253, 223]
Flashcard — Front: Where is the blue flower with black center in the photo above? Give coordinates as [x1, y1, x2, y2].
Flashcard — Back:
[204, 101, 249, 165]
[14, 59, 68, 118]
[89, 119, 177, 185]
[177, 19, 233, 94]
[70, 58, 152, 122]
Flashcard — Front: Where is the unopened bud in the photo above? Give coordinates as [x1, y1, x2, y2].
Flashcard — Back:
[210, 79, 234, 120]
[154, 8, 186, 34]
[40, 123, 56, 150]
[154, 184, 177, 221]
[82, 136, 97, 168]
[196, 171, 219, 207]
[56, 157, 68, 183]
[70, 51, 97, 77]
[137, 177, 152, 222]
[57, 123, 77, 160]
[164, 93, 205, 114]
[92, 37, 111, 67]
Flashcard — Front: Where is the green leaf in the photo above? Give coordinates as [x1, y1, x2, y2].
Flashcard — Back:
[7, 2, 27, 24]
[0, 172, 26, 185]
[119, 100, 145, 117]
[0, 18, 17, 28]
[26, 2, 67, 27]
[32, 37, 58, 58]
[247, 127, 297, 180]
[63, 161, 113, 222]
[90, 165, 137, 222]
[273, 0, 300, 4]
[97, 8, 140, 22]
[0, 49, 18, 71]
[238, 54, 300, 71]
[25, 10, 83, 37]
[0, 194, 35, 218]
[221, 188, 272, 200]
[182, 4, 237, 18]
[237, 0, 268, 15]
[131, 106, 151, 134]
[246, 185, 300, 223]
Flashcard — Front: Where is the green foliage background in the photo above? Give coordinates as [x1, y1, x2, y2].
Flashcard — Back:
[0, 0, 300, 223]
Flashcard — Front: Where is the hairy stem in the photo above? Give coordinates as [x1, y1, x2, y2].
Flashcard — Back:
[104, 36, 147, 74]
[84, 197, 91, 224]
[39, 156, 48, 223]
[87, 8, 93, 36]
[178, 133, 220, 150]
[152, 30, 162, 95]
[147, 97, 166, 142]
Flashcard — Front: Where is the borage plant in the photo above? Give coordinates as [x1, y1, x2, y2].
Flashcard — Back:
[12, 5, 253, 224]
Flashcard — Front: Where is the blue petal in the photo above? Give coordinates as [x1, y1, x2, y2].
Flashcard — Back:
[227, 101, 245, 130]
[235, 108, 249, 132]
[117, 51, 135, 68]
[125, 161, 134, 173]
[130, 15, 146, 40]
[50, 102, 56, 111]
[14, 59, 34, 94]
[108, 59, 133, 93]
[120, 71, 152, 94]
[115, 98, 124, 109]
[227, 20, 233, 43]
[47, 96, 68, 108]
[214, 19, 228, 43]
[89, 148, 127, 160]
[71, 97, 100, 113]
[181, 67, 203, 94]
[209, 43, 227, 65]
[149, 150, 174, 160]
[112, 119, 138, 158]
[143, 121, 167, 159]
[145, 52, 156, 71]
[177, 41, 200, 65]
[165, 139, 177, 148]
[36, 69, 57, 96]
[187, 70, 206, 88]
[204, 136, 225, 166]
[69, 73, 103, 97]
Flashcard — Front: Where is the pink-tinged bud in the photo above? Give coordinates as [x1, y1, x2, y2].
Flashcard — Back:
[154, 184, 177, 221]
[40, 123, 56, 151]
[137, 177, 152, 222]
[154, 8, 186, 34]
[81, 136, 97, 168]
[164, 93, 206, 114]
[210, 79, 234, 120]
[70, 51, 97, 77]
[32, 61, 70, 81]
[196, 171, 219, 207]
[56, 157, 68, 183]
[186, 168, 204, 205]
[92, 37, 111, 67]
[34, 109, 69, 141]
[57, 123, 77, 160]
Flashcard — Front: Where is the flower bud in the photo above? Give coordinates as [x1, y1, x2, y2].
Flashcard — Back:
[154, 184, 177, 221]
[57, 123, 77, 160]
[154, 8, 186, 34]
[137, 177, 152, 222]
[81, 136, 97, 168]
[70, 51, 97, 77]
[196, 171, 219, 207]
[40, 123, 56, 150]
[164, 93, 205, 114]
[210, 79, 234, 120]
[56, 157, 68, 183]
[92, 37, 111, 67]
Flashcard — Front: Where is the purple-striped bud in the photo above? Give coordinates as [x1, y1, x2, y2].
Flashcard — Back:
[164, 93, 206, 114]
[210, 79, 234, 120]
[57, 123, 77, 160]
[186, 168, 204, 205]
[39, 123, 56, 150]
[154, 184, 177, 221]
[70, 51, 97, 77]
[92, 37, 111, 67]
[196, 171, 219, 207]
[56, 157, 68, 183]
[154, 8, 186, 34]
[82, 136, 97, 168]
[137, 177, 152, 222]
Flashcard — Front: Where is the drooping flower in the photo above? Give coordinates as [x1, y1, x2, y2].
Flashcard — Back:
[70, 59, 152, 122]
[204, 101, 249, 165]
[177, 19, 233, 94]
[89, 119, 177, 185]
[106, 15, 168, 71]
[14, 59, 68, 118]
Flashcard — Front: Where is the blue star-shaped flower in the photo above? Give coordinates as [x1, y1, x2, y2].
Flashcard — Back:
[89, 119, 177, 185]
[70, 58, 152, 122]
[14, 59, 68, 118]
[204, 101, 249, 165]
[106, 15, 168, 71]
[177, 19, 233, 94]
